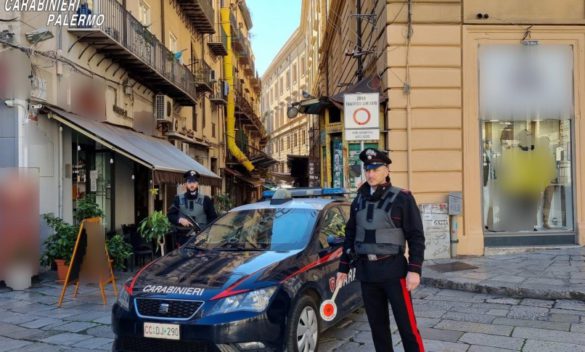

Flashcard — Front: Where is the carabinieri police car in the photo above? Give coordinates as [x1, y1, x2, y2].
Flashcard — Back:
[112, 188, 362, 352]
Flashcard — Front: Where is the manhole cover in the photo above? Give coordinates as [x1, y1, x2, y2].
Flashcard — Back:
[427, 261, 478, 273]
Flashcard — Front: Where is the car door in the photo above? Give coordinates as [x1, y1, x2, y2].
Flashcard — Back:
[315, 205, 361, 316]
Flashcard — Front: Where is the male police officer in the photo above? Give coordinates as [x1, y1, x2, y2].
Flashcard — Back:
[337, 148, 425, 352]
[167, 170, 217, 244]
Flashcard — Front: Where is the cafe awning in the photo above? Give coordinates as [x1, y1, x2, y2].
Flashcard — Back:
[45, 106, 221, 186]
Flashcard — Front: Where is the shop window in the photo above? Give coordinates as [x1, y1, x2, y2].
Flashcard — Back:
[480, 44, 574, 233]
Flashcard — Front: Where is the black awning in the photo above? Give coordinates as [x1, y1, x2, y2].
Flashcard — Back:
[329, 75, 388, 109]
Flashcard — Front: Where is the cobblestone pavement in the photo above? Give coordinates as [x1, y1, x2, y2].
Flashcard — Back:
[1, 273, 585, 351]
[423, 246, 585, 301]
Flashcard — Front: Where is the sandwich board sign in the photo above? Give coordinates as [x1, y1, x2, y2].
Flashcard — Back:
[344, 93, 380, 141]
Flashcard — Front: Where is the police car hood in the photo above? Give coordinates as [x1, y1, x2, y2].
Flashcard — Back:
[131, 248, 302, 298]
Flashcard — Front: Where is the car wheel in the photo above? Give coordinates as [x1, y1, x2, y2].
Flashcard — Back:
[286, 295, 320, 352]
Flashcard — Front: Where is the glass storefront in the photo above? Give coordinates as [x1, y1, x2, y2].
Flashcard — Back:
[480, 44, 575, 235]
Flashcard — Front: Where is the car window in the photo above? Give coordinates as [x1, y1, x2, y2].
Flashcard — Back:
[339, 204, 350, 221]
[192, 208, 319, 251]
[318, 207, 346, 249]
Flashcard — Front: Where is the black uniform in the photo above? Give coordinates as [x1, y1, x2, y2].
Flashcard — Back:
[167, 191, 217, 226]
[339, 149, 425, 352]
[167, 170, 218, 246]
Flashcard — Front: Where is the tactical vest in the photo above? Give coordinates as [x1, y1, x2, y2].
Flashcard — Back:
[179, 193, 208, 227]
[354, 186, 405, 255]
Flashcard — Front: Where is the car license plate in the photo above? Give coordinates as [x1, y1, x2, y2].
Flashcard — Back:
[144, 322, 180, 340]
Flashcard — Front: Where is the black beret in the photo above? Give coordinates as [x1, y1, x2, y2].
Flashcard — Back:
[183, 170, 200, 182]
[359, 148, 392, 170]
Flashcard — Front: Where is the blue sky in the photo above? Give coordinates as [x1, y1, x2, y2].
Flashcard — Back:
[247, 0, 302, 76]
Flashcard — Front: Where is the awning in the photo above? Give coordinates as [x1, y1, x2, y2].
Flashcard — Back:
[223, 167, 263, 188]
[45, 106, 221, 186]
[330, 75, 388, 109]
[297, 97, 330, 115]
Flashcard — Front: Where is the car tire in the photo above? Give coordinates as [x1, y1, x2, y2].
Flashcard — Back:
[285, 295, 320, 352]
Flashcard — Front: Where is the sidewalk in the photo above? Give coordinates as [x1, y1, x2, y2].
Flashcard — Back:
[422, 246, 585, 301]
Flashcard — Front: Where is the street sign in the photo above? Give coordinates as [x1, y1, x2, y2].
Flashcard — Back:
[344, 93, 380, 141]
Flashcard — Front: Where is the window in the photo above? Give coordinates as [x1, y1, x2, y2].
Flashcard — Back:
[293, 131, 298, 147]
[480, 45, 574, 234]
[279, 77, 283, 96]
[318, 207, 346, 249]
[302, 129, 306, 145]
[202, 99, 206, 128]
[292, 64, 297, 83]
[279, 138, 283, 152]
[287, 135, 290, 150]
[300, 55, 305, 76]
[193, 208, 319, 251]
[212, 122, 216, 138]
[138, 0, 151, 27]
[192, 108, 197, 131]
[286, 70, 290, 89]
[169, 32, 179, 62]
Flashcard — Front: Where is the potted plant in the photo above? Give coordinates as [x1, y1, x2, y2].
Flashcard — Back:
[5, 246, 35, 290]
[214, 193, 234, 216]
[41, 214, 77, 281]
[75, 195, 104, 223]
[138, 211, 171, 256]
[106, 233, 133, 270]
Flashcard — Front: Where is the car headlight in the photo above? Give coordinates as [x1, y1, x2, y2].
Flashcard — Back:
[117, 282, 131, 311]
[208, 287, 277, 316]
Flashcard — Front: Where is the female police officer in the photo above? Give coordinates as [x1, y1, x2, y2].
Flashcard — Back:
[337, 148, 425, 352]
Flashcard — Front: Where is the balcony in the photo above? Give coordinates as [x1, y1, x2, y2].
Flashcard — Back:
[210, 80, 228, 105]
[68, 0, 197, 106]
[238, 1, 253, 30]
[244, 60, 254, 76]
[194, 60, 213, 93]
[231, 26, 245, 53]
[238, 46, 251, 66]
[174, 0, 215, 34]
[207, 26, 228, 56]
[234, 83, 266, 141]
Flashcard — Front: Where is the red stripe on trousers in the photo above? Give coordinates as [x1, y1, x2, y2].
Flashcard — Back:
[400, 278, 425, 352]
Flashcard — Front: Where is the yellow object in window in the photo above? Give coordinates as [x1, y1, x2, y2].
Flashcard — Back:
[499, 141, 556, 197]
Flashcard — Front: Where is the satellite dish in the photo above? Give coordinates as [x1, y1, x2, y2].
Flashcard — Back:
[287, 106, 299, 118]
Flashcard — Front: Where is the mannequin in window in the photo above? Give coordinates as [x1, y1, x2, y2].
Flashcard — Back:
[498, 129, 556, 231]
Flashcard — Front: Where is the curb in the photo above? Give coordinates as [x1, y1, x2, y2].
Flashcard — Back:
[422, 276, 585, 301]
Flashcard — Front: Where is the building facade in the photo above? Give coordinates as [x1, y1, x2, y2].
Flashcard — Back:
[222, 0, 272, 205]
[261, 0, 324, 187]
[0, 0, 263, 244]
[316, 0, 585, 255]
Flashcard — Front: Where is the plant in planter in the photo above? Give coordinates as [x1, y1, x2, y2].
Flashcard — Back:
[5, 246, 35, 290]
[138, 211, 171, 256]
[214, 193, 234, 216]
[75, 195, 104, 223]
[106, 233, 133, 270]
[41, 213, 77, 281]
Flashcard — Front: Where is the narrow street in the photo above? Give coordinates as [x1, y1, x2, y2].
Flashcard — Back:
[1, 275, 585, 352]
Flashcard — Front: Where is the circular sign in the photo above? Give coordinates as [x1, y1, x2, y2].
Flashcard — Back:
[352, 107, 371, 126]
[319, 300, 338, 322]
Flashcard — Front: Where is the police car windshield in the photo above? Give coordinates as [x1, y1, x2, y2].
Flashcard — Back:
[191, 208, 318, 251]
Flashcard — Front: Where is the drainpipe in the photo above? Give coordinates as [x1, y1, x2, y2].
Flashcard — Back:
[222, 7, 254, 172]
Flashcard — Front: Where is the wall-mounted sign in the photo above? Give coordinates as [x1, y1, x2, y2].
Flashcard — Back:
[344, 93, 380, 141]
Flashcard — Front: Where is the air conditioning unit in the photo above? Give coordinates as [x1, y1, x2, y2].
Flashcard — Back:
[155, 94, 173, 122]
[209, 69, 216, 82]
